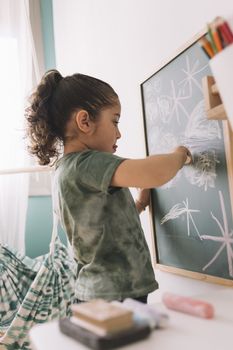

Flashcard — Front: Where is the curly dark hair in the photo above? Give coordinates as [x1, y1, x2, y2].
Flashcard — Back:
[25, 69, 118, 165]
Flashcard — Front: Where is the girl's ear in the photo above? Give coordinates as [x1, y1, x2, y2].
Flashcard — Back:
[75, 110, 93, 133]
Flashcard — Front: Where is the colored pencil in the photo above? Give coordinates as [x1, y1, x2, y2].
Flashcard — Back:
[209, 21, 223, 52]
[215, 16, 233, 45]
[207, 24, 218, 53]
[198, 36, 215, 58]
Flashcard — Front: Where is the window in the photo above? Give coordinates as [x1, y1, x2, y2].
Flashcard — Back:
[0, 37, 26, 169]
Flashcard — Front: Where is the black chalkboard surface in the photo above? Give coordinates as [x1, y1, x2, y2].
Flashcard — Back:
[141, 29, 233, 285]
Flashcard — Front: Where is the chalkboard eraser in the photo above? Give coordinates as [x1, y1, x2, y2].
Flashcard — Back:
[162, 292, 214, 319]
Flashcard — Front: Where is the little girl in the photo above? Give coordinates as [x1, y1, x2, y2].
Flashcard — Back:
[26, 70, 191, 304]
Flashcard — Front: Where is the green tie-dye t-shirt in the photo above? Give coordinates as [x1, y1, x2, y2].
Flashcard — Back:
[54, 150, 158, 301]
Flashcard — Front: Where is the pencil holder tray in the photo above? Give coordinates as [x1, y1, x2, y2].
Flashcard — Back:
[209, 43, 233, 129]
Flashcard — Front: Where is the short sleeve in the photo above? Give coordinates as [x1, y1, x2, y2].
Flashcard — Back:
[76, 150, 126, 193]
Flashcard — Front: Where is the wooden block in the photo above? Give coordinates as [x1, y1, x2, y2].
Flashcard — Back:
[72, 299, 133, 333]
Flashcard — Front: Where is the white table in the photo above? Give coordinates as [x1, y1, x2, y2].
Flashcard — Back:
[30, 289, 233, 350]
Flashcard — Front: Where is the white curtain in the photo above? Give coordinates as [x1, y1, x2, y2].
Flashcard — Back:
[0, 0, 42, 253]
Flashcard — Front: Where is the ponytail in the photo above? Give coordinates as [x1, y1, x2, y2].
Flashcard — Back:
[25, 70, 63, 165]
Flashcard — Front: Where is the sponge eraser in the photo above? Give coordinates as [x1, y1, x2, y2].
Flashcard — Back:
[162, 292, 214, 319]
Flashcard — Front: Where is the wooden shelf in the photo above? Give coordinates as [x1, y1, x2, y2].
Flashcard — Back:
[211, 83, 219, 95]
[202, 76, 227, 120]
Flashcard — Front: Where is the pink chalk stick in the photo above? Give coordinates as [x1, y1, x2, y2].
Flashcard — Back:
[162, 292, 214, 319]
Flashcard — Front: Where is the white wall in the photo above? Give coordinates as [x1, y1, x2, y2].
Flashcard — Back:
[52, 0, 233, 302]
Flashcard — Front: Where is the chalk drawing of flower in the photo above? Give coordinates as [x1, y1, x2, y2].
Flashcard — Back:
[161, 198, 201, 238]
[145, 101, 160, 126]
[143, 77, 162, 102]
[156, 95, 173, 123]
[178, 55, 209, 95]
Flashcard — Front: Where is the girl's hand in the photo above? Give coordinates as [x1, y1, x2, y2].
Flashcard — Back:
[174, 146, 192, 166]
[135, 188, 151, 214]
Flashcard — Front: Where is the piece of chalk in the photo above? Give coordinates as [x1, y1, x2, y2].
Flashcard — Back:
[185, 154, 193, 165]
[162, 292, 214, 319]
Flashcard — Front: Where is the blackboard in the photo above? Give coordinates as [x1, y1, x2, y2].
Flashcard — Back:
[141, 29, 233, 285]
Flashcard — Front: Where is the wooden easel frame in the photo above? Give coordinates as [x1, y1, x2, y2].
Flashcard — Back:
[141, 28, 233, 286]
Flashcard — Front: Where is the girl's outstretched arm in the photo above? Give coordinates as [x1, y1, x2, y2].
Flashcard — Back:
[111, 146, 192, 189]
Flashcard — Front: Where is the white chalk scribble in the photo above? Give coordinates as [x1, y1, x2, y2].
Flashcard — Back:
[182, 100, 221, 191]
[156, 95, 173, 124]
[201, 191, 233, 277]
[147, 126, 163, 154]
[148, 127, 178, 156]
[161, 198, 201, 238]
[145, 101, 160, 126]
[184, 100, 221, 141]
[143, 77, 162, 102]
[148, 131, 181, 189]
[185, 151, 220, 191]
